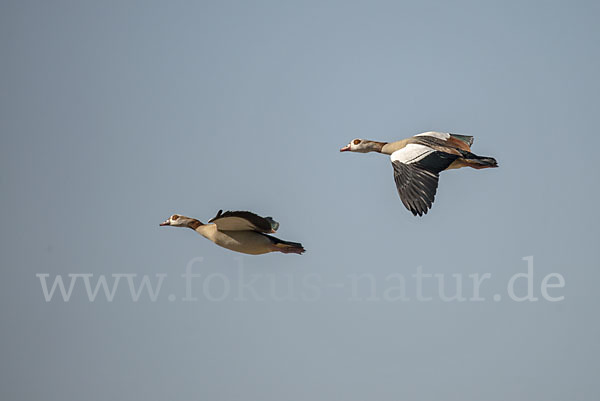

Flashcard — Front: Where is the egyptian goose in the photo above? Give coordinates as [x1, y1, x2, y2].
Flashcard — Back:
[340, 132, 498, 216]
[160, 210, 305, 255]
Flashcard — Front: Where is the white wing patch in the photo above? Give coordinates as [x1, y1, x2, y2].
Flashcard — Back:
[390, 144, 434, 164]
[415, 131, 450, 140]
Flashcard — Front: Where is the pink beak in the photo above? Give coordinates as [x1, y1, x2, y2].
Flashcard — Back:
[159, 220, 170, 226]
[340, 145, 350, 152]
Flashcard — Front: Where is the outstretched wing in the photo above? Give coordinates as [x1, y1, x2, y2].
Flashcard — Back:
[208, 210, 279, 233]
[390, 144, 458, 216]
[392, 161, 439, 216]
[414, 131, 473, 152]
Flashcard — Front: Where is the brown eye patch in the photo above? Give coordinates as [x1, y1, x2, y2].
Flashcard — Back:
[353, 139, 361, 145]
[172, 215, 179, 220]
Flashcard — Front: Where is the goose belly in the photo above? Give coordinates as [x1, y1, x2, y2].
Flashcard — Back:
[212, 231, 274, 255]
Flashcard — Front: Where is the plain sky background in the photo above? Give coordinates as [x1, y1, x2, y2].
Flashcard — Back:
[1, 1, 599, 400]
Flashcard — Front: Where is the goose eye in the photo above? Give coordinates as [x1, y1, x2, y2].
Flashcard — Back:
[353, 139, 361, 145]
[172, 215, 179, 220]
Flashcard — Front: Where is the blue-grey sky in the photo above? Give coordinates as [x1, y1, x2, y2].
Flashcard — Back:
[1, 1, 599, 400]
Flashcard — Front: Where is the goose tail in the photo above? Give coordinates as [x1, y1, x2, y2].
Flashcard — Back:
[267, 235, 305, 254]
[462, 153, 499, 169]
[275, 240, 305, 254]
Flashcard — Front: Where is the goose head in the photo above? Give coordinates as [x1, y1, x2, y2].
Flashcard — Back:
[340, 139, 382, 153]
[160, 214, 197, 228]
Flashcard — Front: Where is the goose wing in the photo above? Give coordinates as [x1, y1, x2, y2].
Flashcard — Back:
[390, 144, 458, 216]
[208, 210, 280, 233]
[414, 131, 473, 152]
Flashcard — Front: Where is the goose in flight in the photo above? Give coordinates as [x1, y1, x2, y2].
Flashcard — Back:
[340, 132, 498, 216]
[160, 210, 305, 255]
